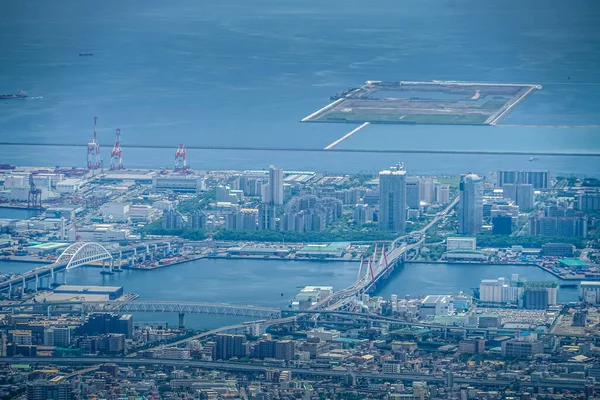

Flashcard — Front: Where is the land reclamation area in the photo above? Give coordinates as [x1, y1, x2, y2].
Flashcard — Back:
[303, 80, 541, 126]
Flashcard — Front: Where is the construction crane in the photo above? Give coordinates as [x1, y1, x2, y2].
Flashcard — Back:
[110, 128, 124, 170]
[87, 117, 101, 171]
[174, 144, 189, 172]
[27, 173, 42, 208]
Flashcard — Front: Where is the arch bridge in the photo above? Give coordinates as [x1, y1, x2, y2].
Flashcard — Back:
[55, 242, 113, 270]
[0, 242, 114, 295]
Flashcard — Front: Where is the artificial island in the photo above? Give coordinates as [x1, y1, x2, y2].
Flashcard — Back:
[303, 80, 542, 126]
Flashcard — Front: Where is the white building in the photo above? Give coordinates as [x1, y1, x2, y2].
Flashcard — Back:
[420, 295, 454, 320]
[263, 165, 284, 205]
[152, 175, 204, 193]
[419, 177, 434, 205]
[100, 202, 130, 222]
[32, 173, 65, 190]
[43, 327, 71, 347]
[434, 183, 450, 204]
[161, 348, 191, 360]
[479, 278, 506, 303]
[446, 237, 476, 251]
[3, 174, 28, 189]
[217, 185, 243, 203]
[580, 282, 600, 304]
[56, 178, 85, 193]
[128, 205, 156, 223]
[307, 328, 340, 342]
[69, 225, 128, 241]
[152, 200, 177, 211]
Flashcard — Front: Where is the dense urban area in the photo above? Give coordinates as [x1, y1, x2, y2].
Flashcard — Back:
[0, 144, 598, 400]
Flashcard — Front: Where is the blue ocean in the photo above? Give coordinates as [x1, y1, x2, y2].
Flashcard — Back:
[0, 0, 599, 175]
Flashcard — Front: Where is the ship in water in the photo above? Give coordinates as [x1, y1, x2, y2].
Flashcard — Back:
[79, 52, 94, 56]
[0, 90, 27, 100]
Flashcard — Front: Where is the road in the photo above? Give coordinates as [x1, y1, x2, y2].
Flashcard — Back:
[391, 196, 458, 249]
[0, 357, 591, 391]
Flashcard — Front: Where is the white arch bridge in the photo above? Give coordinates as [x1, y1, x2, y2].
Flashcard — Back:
[54, 242, 113, 270]
[0, 242, 114, 296]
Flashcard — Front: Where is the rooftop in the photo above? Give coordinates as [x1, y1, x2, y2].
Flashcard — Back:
[558, 259, 588, 267]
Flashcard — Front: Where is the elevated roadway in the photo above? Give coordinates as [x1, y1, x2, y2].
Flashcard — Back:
[0, 357, 592, 391]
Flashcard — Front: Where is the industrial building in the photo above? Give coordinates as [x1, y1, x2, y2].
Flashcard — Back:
[54, 285, 124, 300]
[68, 224, 128, 242]
[541, 243, 575, 257]
[579, 281, 600, 304]
[419, 295, 454, 320]
[152, 174, 205, 193]
[296, 242, 350, 258]
[522, 281, 558, 310]
[446, 237, 476, 251]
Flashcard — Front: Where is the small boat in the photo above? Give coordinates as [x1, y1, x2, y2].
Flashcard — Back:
[0, 90, 27, 99]
[528, 157, 539, 162]
[79, 52, 94, 57]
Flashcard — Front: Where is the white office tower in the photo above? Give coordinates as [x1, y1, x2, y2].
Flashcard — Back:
[419, 177, 434, 205]
[434, 182, 450, 204]
[266, 165, 284, 205]
[503, 183, 534, 211]
[459, 173, 483, 234]
[379, 163, 407, 232]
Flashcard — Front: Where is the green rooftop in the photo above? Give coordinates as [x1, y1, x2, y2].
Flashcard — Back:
[558, 259, 588, 268]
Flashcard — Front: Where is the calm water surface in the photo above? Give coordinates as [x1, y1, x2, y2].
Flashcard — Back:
[0, 0, 598, 174]
[0, 259, 578, 328]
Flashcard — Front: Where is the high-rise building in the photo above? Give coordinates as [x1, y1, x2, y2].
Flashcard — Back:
[528, 214, 587, 238]
[353, 204, 369, 225]
[264, 165, 284, 205]
[379, 163, 407, 233]
[258, 204, 276, 230]
[504, 183, 534, 211]
[274, 340, 295, 361]
[497, 170, 549, 190]
[419, 177, 434, 205]
[577, 192, 600, 212]
[98, 333, 125, 355]
[516, 184, 534, 211]
[215, 334, 246, 360]
[43, 327, 71, 348]
[162, 210, 186, 230]
[27, 381, 73, 400]
[77, 313, 133, 339]
[405, 177, 420, 209]
[434, 183, 450, 204]
[458, 174, 483, 235]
